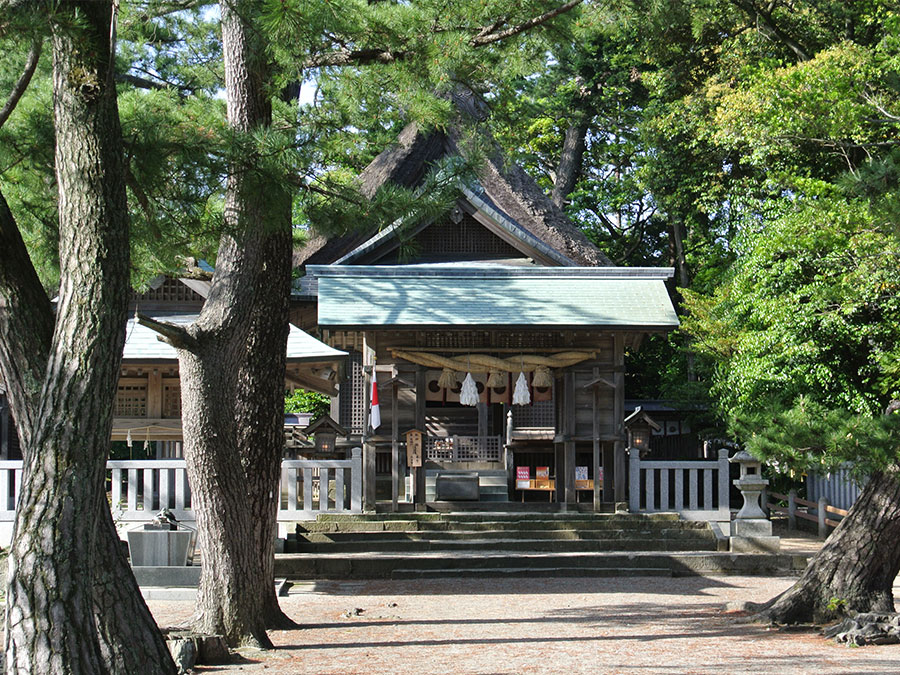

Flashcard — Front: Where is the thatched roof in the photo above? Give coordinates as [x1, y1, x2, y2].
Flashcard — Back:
[295, 97, 611, 268]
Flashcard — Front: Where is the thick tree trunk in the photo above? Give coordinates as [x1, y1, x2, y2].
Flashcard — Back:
[164, 0, 291, 646]
[757, 468, 900, 624]
[0, 4, 175, 672]
[179, 332, 272, 647]
[551, 120, 589, 209]
[235, 217, 295, 628]
[92, 506, 177, 672]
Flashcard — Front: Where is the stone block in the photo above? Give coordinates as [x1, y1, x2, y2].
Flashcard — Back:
[132, 565, 202, 587]
[730, 535, 781, 553]
[732, 518, 773, 537]
[127, 530, 194, 566]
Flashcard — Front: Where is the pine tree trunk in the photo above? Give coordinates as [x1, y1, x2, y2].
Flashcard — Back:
[168, 0, 293, 646]
[551, 121, 589, 209]
[757, 468, 900, 624]
[1, 4, 175, 672]
[179, 331, 272, 647]
[235, 217, 295, 628]
[92, 506, 177, 673]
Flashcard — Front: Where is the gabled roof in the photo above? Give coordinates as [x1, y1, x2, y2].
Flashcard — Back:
[295, 105, 612, 268]
[122, 313, 347, 364]
[309, 265, 678, 330]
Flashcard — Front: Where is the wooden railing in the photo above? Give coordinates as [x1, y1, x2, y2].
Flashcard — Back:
[0, 450, 363, 545]
[425, 435, 502, 463]
[629, 448, 731, 521]
[765, 489, 848, 538]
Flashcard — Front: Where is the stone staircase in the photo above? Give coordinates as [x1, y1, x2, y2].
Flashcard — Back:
[274, 512, 804, 580]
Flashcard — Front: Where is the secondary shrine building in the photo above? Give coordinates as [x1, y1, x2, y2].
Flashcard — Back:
[292, 117, 678, 511]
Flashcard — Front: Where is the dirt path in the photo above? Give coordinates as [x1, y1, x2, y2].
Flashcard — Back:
[147, 574, 900, 674]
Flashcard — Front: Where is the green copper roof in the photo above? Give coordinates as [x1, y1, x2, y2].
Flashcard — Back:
[309, 265, 679, 329]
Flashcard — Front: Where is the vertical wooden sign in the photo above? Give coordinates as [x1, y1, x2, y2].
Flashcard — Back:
[405, 428, 424, 468]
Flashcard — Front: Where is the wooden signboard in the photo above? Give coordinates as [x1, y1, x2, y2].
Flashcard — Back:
[535, 466, 550, 488]
[575, 465, 590, 490]
[516, 466, 530, 490]
[405, 428, 424, 468]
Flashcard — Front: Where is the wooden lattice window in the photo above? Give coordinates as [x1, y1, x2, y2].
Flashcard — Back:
[162, 383, 181, 418]
[115, 382, 147, 417]
[512, 399, 556, 428]
[132, 278, 204, 304]
[415, 213, 522, 257]
[338, 351, 365, 435]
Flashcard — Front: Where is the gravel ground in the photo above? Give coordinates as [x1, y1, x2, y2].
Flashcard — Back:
[148, 574, 900, 675]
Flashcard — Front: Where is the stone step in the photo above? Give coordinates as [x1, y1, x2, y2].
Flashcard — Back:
[296, 520, 707, 536]
[290, 537, 718, 554]
[294, 527, 715, 543]
[273, 550, 807, 580]
[390, 566, 674, 579]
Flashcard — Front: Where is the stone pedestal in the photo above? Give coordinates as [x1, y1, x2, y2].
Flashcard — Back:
[730, 518, 781, 553]
[729, 450, 780, 553]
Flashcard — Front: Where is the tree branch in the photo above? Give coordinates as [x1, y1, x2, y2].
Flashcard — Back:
[0, 187, 53, 444]
[470, 0, 583, 46]
[136, 313, 199, 351]
[304, 47, 409, 69]
[305, 1, 583, 69]
[0, 36, 42, 130]
[731, 0, 810, 61]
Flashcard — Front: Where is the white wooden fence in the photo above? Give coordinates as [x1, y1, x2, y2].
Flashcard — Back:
[629, 448, 731, 522]
[0, 449, 363, 546]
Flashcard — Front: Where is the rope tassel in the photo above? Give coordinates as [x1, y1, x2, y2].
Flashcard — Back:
[437, 367, 457, 390]
[532, 365, 552, 388]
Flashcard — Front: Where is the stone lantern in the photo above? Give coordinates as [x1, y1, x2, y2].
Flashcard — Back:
[729, 450, 780, 552]
[302, 415, 348, 457]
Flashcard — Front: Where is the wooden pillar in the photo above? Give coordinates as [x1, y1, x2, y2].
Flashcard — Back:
[602, 442, 614, 504]
[391, 380, 399, 512]
[147, 368, 162, 419]
[415, 367, 426, 505]
[591, 367, 601, 512]
[563, 371, 575, 505]
[613, 334, 626, 503]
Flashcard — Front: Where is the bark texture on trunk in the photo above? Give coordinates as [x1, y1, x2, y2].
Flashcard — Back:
[0, 191, 53, 447]
[171, 0, 292, 646]
[551, 120, 589, 209]
[235, 216, 294, 628]
[758, 468, 900, 624]
[0, 4, 175, 672]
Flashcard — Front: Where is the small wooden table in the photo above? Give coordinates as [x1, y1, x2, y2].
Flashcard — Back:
[517, 479, 556, 502]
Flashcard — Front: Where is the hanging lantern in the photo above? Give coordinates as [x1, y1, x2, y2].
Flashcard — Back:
[437, 367, 457, 390]
[486, 370, 505, 388]
[513, 372, 530, 405]
[460, 372, 479, 406]
[532, 365, 552, 388]
[126, 428, 133, 448]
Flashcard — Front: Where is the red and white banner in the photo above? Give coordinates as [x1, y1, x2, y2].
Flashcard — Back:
[369, 378, 381, 431]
